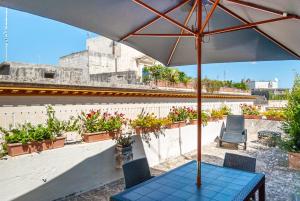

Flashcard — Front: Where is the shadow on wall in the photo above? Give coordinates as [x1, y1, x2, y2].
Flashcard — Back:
[13, 135, 147, 201]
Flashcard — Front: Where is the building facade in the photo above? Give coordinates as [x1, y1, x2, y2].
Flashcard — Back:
[246, 78, 279, 90]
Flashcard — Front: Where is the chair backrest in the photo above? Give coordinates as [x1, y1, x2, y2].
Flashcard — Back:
[122, 157, 152, 189]
[223, 153, 256, 172]
[226, 115, 245, 133]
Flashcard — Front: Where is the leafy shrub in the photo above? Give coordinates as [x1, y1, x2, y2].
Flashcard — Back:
[3, 123, 53, 144]
[79, 110, 104, 133]
[168, 106, 189, 122]
[79, 110, 126, 133]
[263, 109, 285, 120]
[210, 109, 223, 120]
[130, 112, 166, 129]
[102, 112, 126, 132]
[186, 107, 208, 126]
[219, 105, 232, 115]
[115, 132, 134, 148]
[281, 75, 300, 152]
[240, 104, 261, 115]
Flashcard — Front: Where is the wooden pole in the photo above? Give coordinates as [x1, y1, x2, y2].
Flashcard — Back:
[196, 0, 202, 188]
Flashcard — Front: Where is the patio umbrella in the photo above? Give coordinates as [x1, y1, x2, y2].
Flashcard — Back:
[1, 0, 299, 187]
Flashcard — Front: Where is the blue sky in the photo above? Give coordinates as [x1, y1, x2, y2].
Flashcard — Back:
[1, 8, 300, 88]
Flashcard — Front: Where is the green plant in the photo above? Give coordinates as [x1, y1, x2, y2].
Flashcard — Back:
[2, 123, 53, 144]
[240, 104, 261, 115]
[130, 111, 166, 145]
[64, 116, 80, 132]
[115, 133, 134, 148]
[263, 109, 285, 120]
[102, 112, 126, 132]
[201, 111, 209, 126]
[210, 109, 223, 119]
[79, 110, 104, 133]
[219, 105, 232, 115]
[46, 105, 65, 137]
[131, 112, 163, 129]
[281, 75, 300, 152]
[167, 106, 189, 122]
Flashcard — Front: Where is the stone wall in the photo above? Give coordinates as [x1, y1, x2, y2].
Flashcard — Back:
[90, 71, 138, 84]
[0, 62, 87, 85]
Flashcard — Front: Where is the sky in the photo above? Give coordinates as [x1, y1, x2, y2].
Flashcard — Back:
[1, 8, 300, 88]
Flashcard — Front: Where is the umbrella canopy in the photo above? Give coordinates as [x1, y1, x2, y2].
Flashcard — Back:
[0, 0, 299, 65]
[1, 0, 299, 187]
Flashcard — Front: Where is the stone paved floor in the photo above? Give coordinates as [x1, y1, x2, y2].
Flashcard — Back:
[62, 132, 300, 201]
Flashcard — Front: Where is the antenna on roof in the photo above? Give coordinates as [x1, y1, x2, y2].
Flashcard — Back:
[3, 8, 9, 61]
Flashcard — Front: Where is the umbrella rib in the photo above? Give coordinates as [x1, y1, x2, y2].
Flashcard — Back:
[209, 0, 300, 59]
[167, 0, 198, 66]
[204, 16, 294, 36]
[132, 0, 196, 35]
[200, 0, 221, 34]
[120, 0, 192, 41]
[225, 0, 289, 17]
[131, 33, 194, 37]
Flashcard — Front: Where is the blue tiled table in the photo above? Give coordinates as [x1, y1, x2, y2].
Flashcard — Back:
[111, 161, 265, 201]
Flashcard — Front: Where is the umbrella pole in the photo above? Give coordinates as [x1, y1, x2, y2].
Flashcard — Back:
[196, 0, 202, 188]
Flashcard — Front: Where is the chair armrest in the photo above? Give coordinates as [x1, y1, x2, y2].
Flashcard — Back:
[220, 122, 226, 139]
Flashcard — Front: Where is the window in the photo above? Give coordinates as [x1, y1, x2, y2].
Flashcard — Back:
[0, 63, 10, 75]
[44, 72, 55, 79]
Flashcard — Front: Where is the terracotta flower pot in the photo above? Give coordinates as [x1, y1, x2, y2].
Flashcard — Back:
[190, 119, 198, 125]
[288, 152, 300, 170]
[7, 137, 66, 157]
[244, 115, 262, 119]
[82, 131, 114, 143]
[166, 122, 179, 129]
[178, 121, 186, 127]
[134, 127, 142, 135]
[266, 116, 284, 121]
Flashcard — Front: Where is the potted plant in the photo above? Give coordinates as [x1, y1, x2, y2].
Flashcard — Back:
[187, 108, 208, 126]
[115, 132, 134, 168]
[79, 110, 111, 143]
[102, 112, 126, 137]
[1, 105, 67, 157]
[280, 76, 300, 170]
[219, 105, 232, 118]
[167, 106, 189, 128]
[130, 112, 166, 134]
[62, 116, 81, 144]
[209, 109, 224, 121]
[240, 104, 262, 119]
[263, 109, 285, 121]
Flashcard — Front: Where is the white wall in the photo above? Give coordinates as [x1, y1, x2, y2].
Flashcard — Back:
[0, 122, 224, 201]
[0, 96, 253, 129]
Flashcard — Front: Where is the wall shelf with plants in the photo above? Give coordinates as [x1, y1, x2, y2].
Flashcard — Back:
[240, 104, 262, 119]
[79, 110, 126, 143]
[0, 105, 75, 157]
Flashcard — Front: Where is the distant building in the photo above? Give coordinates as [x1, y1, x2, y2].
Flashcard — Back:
[246, 78, 279, 90]
[59, 36, 158, 82]
[0, 36, 158, 85]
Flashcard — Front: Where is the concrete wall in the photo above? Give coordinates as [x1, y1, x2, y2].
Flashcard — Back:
[0, 122, 224, 201]
[0, 62, 87, 85]
[0, 96, 253, 129]
[0, 119, 283, 201]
